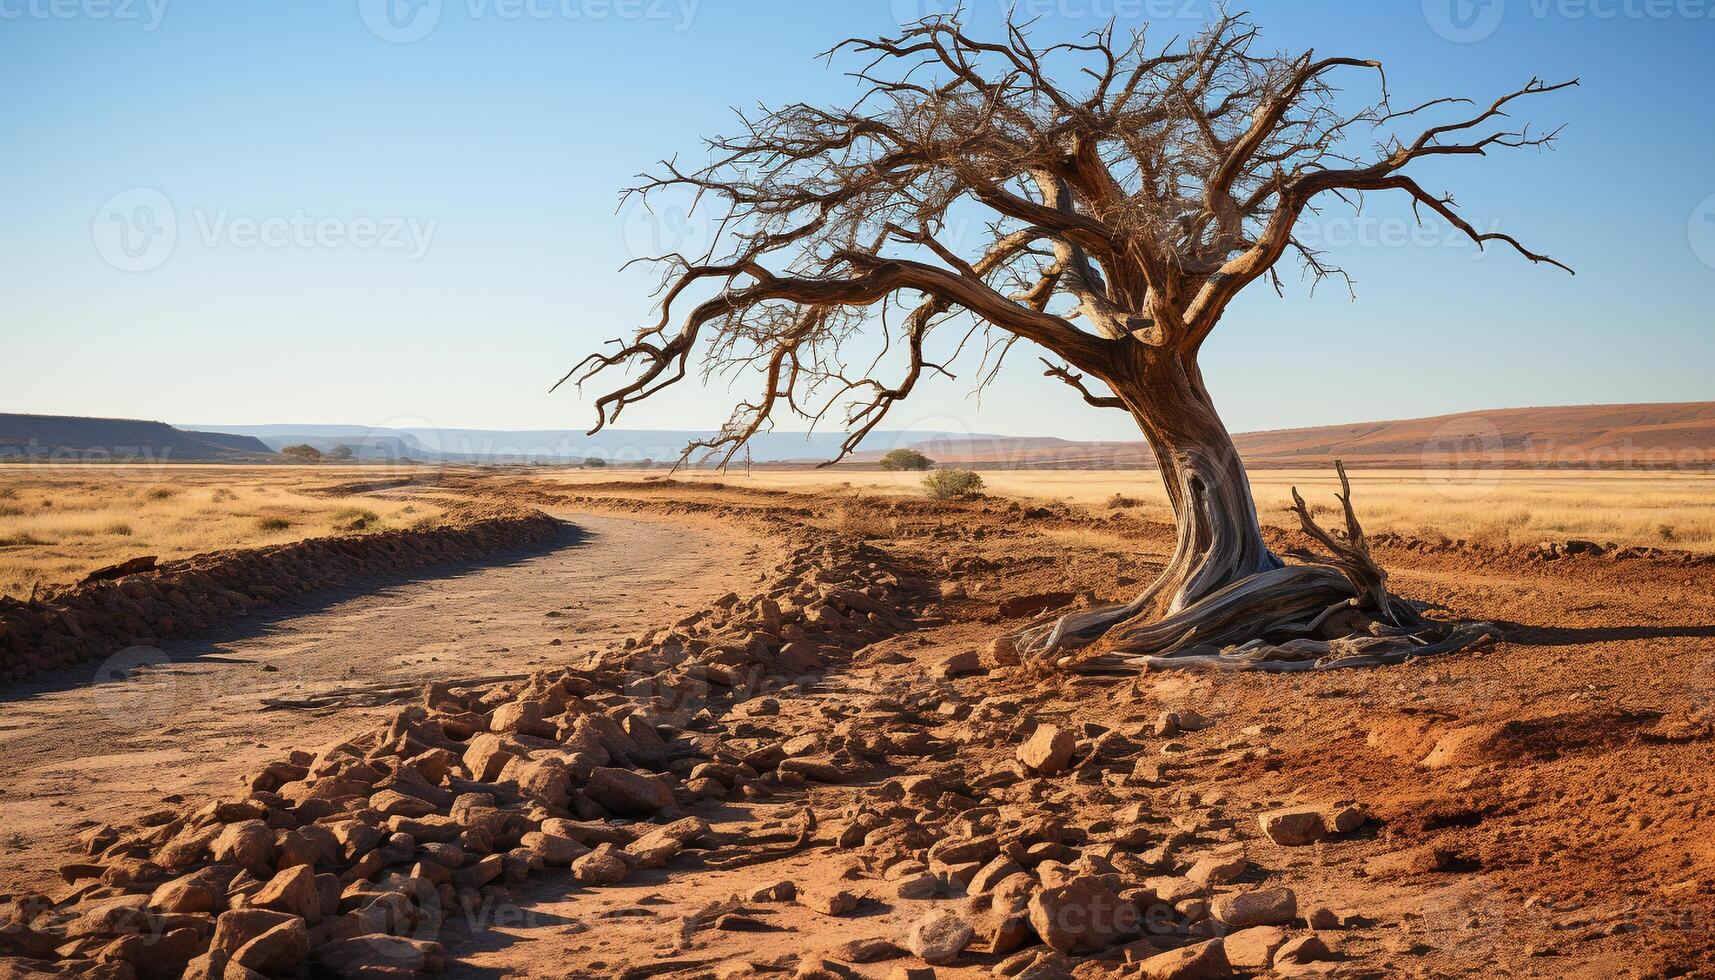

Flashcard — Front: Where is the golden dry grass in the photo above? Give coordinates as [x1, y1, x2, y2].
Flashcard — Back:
[0, 466, 441, 597]
[546, 466, 1715, 554]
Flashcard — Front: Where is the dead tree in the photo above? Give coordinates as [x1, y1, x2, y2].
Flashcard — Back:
[564, 13, 1571, 670]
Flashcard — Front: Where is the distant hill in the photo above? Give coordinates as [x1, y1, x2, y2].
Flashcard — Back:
[0, 414, 276, 462]
[191, 425, 1005, 464]
[26, 402, 1709, 468]
[862, 402, 1715, 470]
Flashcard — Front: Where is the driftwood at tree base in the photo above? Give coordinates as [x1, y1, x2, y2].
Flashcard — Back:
[1028, 462, 1498, 674]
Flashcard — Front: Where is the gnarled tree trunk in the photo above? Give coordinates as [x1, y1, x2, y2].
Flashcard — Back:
[1123, 354, 1282, 618]
[1012, 350, 1498, 671]
[1010, 352, 1294, 658]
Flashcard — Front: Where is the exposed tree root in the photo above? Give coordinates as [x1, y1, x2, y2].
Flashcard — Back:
[1017, 463, 1497, 673]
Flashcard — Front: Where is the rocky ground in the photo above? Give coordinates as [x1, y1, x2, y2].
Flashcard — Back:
[2, 474, 1711, 979]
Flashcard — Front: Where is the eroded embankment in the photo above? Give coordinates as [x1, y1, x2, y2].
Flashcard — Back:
[0, 509, 564, 685]
[0, 513, 919, 978]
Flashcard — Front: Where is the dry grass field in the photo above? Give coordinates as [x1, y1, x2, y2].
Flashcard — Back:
[0, 465, 441, 597]
[545, 465, 1715, 554]
[7, 463, 1704, 601]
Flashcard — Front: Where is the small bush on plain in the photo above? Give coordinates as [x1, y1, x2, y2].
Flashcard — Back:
[880, 448, 934, 471]
[922, 468, 984, 500]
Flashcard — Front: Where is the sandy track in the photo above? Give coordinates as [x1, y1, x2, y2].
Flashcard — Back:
[0, 512, 768, 898]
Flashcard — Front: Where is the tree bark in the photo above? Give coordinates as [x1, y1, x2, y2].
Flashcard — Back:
[1009, 351, 1289, 659]
[1116, 353, 1282, 619]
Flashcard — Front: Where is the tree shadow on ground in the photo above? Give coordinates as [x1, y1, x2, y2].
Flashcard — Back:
[1496, 620, 1715, 645]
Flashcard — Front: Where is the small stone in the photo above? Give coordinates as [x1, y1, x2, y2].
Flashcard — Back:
[248, 865, 321, 923]
[749, 880, 796, 903]
[583, 767, 675, 816]
[1363, 844, 1452, 878]
[1135, 938, 1229, 980]
[1274, 933, 1334, 966]
[1306, 905, 1340, 929]
[1027, 876, 1138, 952]
[1211, 887, 1297, 928]
[968, 855, 1025, 894]
[1222, 925, 1288, 969]
[1017, 724, 1076, 775]
[801, 887, 859, 916]
[210, 821, 276, 876]
[228, 917, 309, 974]
[930, 650, 982, 680]
[1259, 809, 1327, 846]
[992, 948, 1074, 979]
[904, 908, 972, 965]
[827, 937, 903, 963]
[1185, 851, 1248, 887]
[1154, 709, 1211, 737]
[894, 873, 943, 900]
[794, 955, 845, 979]
[571, 843, 628, 885]
[1325, 804, 1369, 834]
[210, 909, 297, 958]
[985, 635, 1020, 667]
[889, 967, 936, 980]
[521, 830, 587, 867]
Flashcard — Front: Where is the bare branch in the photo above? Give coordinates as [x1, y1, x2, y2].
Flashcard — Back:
[1040, 358, 1126, 410]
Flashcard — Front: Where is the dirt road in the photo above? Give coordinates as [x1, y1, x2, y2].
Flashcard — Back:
[0, 512, 769, 898]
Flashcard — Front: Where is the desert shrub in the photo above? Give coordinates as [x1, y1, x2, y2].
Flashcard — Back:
[0, 533, 46, 547]
[1658, 523, 1677, 543]
[325, 445, 355, 461]
[922, 468, 984, 500]
[104, 522, 134, 536]
[146, 487, 176, 500]
[0, 488, 16, 499]
[281, 444, 323, 463]
[211, 488, 238, 502]
[330, 507, 379, 532]
[257, 517, 293, 532]
[880, 448, 935, 471]
[582, 457, 608, 468]
[1107, 493, 1144, 508]
[0, 505, 24, 518]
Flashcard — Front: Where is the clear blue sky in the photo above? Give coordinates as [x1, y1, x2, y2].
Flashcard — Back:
[3, 0, 1711, 441]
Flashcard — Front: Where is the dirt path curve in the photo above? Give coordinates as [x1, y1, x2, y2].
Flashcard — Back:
[0, 512, 769, 898]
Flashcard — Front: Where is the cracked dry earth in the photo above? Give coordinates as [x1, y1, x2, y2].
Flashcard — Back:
[3, 478, 1713, 980]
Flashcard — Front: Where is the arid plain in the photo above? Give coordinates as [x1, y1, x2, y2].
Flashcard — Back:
[2, 462, 1711, 979]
